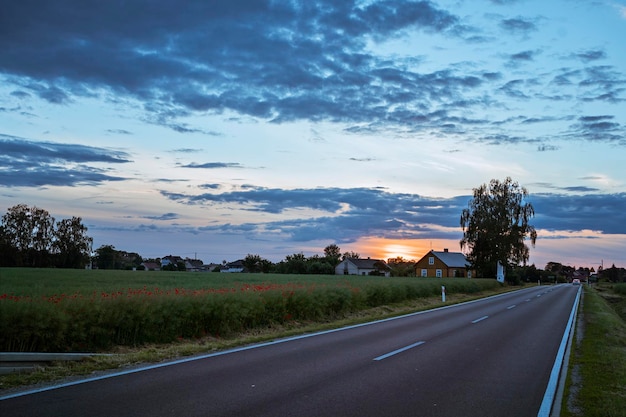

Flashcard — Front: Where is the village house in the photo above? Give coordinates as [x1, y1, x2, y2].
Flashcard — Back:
[220, 260, 246, 273]
[335, 258, 391, 277]
[184, 258, 204, 272]
[140, 261, 160, 271]
[414, 249, 473, 278]
[161, 255, 184, 268]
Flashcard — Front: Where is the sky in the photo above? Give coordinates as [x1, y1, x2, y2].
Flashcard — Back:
[1, 0, 625, 270]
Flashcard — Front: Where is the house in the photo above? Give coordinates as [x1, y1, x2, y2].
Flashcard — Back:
[161, 255, 183, 268]
[414, 249, 472, 278]
[140, 261, 161, 271]
[202, 263, 222, 272]
[569, 269, 589, 283]
[220, 260, 246, 273]
[184, 258, 204, 272]
[335, 258, 390, 277]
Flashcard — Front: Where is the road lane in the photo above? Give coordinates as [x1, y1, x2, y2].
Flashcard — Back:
[1, 284, 579, 417]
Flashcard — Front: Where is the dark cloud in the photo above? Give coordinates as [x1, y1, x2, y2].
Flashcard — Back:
[498, 79, 530, 99]
[477, 133, 536, 145]
[510, 50, 536, 62]
[499, 17, 537, 34]
[569, 115, 624, 142]
[158, 186, 625, 244]
[482, 72, 502, 81]
[106, 129, 133, 135]
[0, 0, 484, 136]
[0, 134, 131, 187]
[199, 183, 221, 190]
[161, 186, 463, 222]
[172, 148, 203, 153]
[575, 49, 606, 62]
[350, 157, 377, 162]
[561, 186, 599, 192]
[10, 90, 30, 99]
[537, 144, 559, 152]
[0, 1, 623, 145]
[181, 162, 244, 169]
[142, 213, 180, 221]
[531, 193, 626, 234]
[530, 183, 599, 193]
[578, 66, 625, 103]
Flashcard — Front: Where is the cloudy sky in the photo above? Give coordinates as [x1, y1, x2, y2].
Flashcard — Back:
[1, 0, 625, 269]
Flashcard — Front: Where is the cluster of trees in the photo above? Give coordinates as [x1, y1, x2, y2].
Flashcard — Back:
[243, 245, 361, 275]
[0, 204, 93, 268]
[93, 245, 143, 270]
[599, 264, 626, 283]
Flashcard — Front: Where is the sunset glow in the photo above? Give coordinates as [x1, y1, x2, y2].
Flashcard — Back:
[350, 237, 459, 262]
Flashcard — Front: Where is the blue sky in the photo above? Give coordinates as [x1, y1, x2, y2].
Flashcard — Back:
[1, 0, 625, 269]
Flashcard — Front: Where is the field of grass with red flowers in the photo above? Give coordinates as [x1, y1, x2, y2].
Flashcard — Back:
[0, 268, 502, 352]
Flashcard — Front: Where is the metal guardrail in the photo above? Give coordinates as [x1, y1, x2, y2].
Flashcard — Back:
[0, 352, 112, 375]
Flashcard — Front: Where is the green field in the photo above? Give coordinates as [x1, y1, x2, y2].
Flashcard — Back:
[0, 268, 501, 353]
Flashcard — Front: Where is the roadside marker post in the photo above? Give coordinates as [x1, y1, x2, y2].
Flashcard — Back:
[441, 285, 446, 303]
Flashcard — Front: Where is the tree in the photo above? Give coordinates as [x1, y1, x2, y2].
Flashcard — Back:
[243, 254, 263, 273]
[323, 244, 342, 266]
[460, 177, 537, 278]
[282, 253, 308, 274]
[0, 204, 55, 266]
[52, 217, 93, 268]
[387, 257, 415, 277]
[95, 245, 117, 269]
[342, 251, 360, 260]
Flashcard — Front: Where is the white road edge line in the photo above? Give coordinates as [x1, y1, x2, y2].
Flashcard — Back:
[374, 341, 426, 361]
[471, 315, 489, 324]
[507, 305, 517, 310]
[537, 285, 581, 417]
[0, 287, 534, 401]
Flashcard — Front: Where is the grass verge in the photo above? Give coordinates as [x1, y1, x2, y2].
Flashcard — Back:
[562, 284, 626, 417]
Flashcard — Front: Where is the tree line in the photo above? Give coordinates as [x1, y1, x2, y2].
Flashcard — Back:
[0, 204, 93, 268]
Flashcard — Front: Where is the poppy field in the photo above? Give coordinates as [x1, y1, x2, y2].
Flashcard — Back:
[0, 268, 501, 352]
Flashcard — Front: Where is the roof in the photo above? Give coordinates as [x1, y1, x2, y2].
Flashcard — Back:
[347, 258, 389, 270]
[224, 260, 245, 268]
[431, 250, 468, 268]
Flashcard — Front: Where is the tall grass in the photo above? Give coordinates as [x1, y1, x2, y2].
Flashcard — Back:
[0, 268, 501, 352]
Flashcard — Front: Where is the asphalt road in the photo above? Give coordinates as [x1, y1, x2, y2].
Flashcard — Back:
[1, 284, 580, 417]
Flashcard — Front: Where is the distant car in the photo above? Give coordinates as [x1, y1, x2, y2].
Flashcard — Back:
[572, 279, 581, 285]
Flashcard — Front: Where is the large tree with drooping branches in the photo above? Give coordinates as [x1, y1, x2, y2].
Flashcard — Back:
[460, 177, 537, 278]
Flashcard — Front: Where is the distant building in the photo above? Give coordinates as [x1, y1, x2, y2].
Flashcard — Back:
[140, 261, 161, 271]
[414, 249, 472, 278]
[335, 258, 390, 277]
[220, 260, 246, 273]
[161, 255, 183, 268]
[184, 258, 204, 272]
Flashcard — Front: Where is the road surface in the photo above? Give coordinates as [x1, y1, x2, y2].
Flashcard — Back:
[1, 284, 580, 417]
